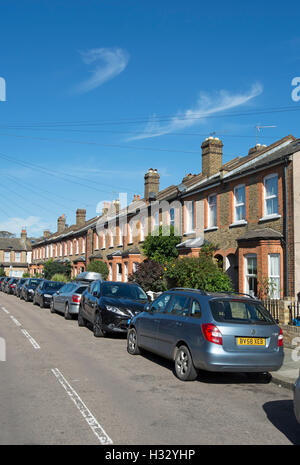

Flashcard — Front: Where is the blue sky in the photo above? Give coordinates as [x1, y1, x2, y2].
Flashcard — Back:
[0, 0, 299, 236]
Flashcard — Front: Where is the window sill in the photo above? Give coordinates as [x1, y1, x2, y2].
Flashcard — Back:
[259, 214, 281, 223]
[229, 220, 248, 228]
[127, 242, 133, 245]
[101, 247, 106, 250]
[183, 230, 195, 236]
[204, 226, 218, 232]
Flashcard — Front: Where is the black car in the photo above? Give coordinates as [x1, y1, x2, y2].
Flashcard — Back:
[6, 277, 20, 294]
[78, 281, 149, 337]
[15, 278, 27, 297]
[33, 280, 65, 308]
[20, 278, 43, 302]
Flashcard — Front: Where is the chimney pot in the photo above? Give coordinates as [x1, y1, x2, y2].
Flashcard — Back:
[21, 229, 27, 240]
[76, 209, 86, 227]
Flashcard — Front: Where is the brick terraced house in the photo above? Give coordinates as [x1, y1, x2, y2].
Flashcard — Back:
[30, 135, 300, 299]
[0, 229, 33, 277]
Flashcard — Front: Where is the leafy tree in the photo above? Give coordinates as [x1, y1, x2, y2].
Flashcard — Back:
[51, 273, 69, 283]
[142, 225, 181, 264]
[0, 267, 6, 277]
[22, 272, 31, 278]
[86, 260, 109, 280]
[165, 244, 233, 292]
[43, 259, 71, 280]
[128, 260, 167, 292]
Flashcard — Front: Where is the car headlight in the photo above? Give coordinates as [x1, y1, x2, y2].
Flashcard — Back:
[29, 289, 34, 293]
[105, 305, 127, 316]
[44, 294, 52, 298]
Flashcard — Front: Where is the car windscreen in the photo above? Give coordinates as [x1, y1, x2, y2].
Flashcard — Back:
[28, 279, 41, 286]
[44, 282, 64, 290]
[209, 299, 275, 324]
[101, 283, 147, 300]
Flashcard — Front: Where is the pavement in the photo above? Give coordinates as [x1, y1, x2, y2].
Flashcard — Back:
[271, 347, 300, 391]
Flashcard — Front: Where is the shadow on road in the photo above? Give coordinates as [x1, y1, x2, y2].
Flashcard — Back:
[140, 351, 272, 385]
[263, 400, 300, 445]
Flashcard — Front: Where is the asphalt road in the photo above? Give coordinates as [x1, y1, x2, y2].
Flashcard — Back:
[0, 291, 299, 445]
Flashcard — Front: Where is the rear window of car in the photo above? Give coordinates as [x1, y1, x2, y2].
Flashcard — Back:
[75, 286, 88, 294]
[209, 299, 275, 324]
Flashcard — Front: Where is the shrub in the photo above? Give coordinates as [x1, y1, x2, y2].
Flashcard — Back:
[128, 260, 167, 292]
[86, 260, 109, 280]
[165, 254, 233, 293]
[22, 272, 30, 278]
[43, 259, 71, 280]
[51, 273, 69, 283]
[142, 225, 181, 264]
[0, 267, 6, 277]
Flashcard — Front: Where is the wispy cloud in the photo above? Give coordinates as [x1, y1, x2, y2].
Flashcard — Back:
[127, 83, 263, 141]
[0, 216, 50, 237]
[73, 47, 129, 93]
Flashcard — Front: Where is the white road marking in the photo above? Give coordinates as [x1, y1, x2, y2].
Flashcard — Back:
[10, 315, 22, 327]
[21, 329, 41, 349]
[51, 368, 113, 445]
[1, 307, 10, 314]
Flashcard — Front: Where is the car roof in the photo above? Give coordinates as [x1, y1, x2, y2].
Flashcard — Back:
[166, 288, 258, 301]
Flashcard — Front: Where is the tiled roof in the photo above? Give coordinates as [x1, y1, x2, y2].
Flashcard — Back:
[0, 238, 32, 251]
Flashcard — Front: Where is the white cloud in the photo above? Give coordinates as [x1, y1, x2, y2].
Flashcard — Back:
[127, 83, 263, 140]
[73, 47, 129, 93]
[0, 216, 49, 237]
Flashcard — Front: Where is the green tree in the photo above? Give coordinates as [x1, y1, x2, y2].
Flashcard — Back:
[142, 225, 181, 264]
[86, 260, 109, 280]
[51, 273, 69, 283]
[43, 259, 71, 280]
[0, 267, 6, 277]
[22, 272, 30, 278]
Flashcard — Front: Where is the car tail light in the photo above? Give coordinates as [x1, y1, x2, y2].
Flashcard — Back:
[202, 323, 223, 345]
[72, 295, 80, 303]
[10, 284, 14, 288]
[277, 328, 284, 347]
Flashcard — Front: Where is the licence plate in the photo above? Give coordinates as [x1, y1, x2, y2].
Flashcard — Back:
[237, 337, 265, 346]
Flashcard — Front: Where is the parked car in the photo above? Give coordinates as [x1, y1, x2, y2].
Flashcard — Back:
[5, 277, 20, 294]
[78, 281, 149, 337]
[50, 282, 89, 319]
[1, 277, 11, 292]
[33, 280, 65, 308]
[14, 278, 27, 297]
[20, 278, 43, 302]
[0, 276, 7, 290]
[127, 289, 284, 381]
[294, 370, 300, 423]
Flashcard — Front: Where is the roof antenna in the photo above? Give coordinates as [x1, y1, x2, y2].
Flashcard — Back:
[255, 124, 277, 145]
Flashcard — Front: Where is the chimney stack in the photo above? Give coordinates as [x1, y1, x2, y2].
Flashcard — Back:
[76, 209, 86, 227]
[248, 143, 267, 156]
[43, 230, 51, 238]
[21, 229, 27, 241]
[201, 137, 223, 177]
[144, 168, 160, 201]
[57, 214, 66, 234]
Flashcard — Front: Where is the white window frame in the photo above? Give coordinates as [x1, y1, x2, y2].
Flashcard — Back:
[234, 184, 246, 223]
[185, 201, 195, 234]
[263, 173, 279, 218]
[244, 254, 257, 297]
[268, 253, 281, 299]
[15, 252, 21, 263]
[140, 216, 146, 242]
[128, 220, 133, 244]
[116, 263, 122, 282]
[102, 231, 106, 249]
[207, 194, 217, 229]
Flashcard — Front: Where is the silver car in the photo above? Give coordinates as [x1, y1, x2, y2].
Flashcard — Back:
[294, 370, 300, 423]
[128, 289, 284, 381]
[50, 282, 88, 319]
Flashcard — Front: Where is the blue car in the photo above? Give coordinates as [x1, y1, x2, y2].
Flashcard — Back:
[127, 288, 284, 381]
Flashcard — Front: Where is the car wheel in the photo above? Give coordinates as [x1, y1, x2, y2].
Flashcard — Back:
[78, 307, 86, 327]
[127, 328, 141, 355]
[64, 303, 72, 320]
[93, 312, 105, 337]
[50, 300, 56, 314]
[174, 345, 198, 381]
